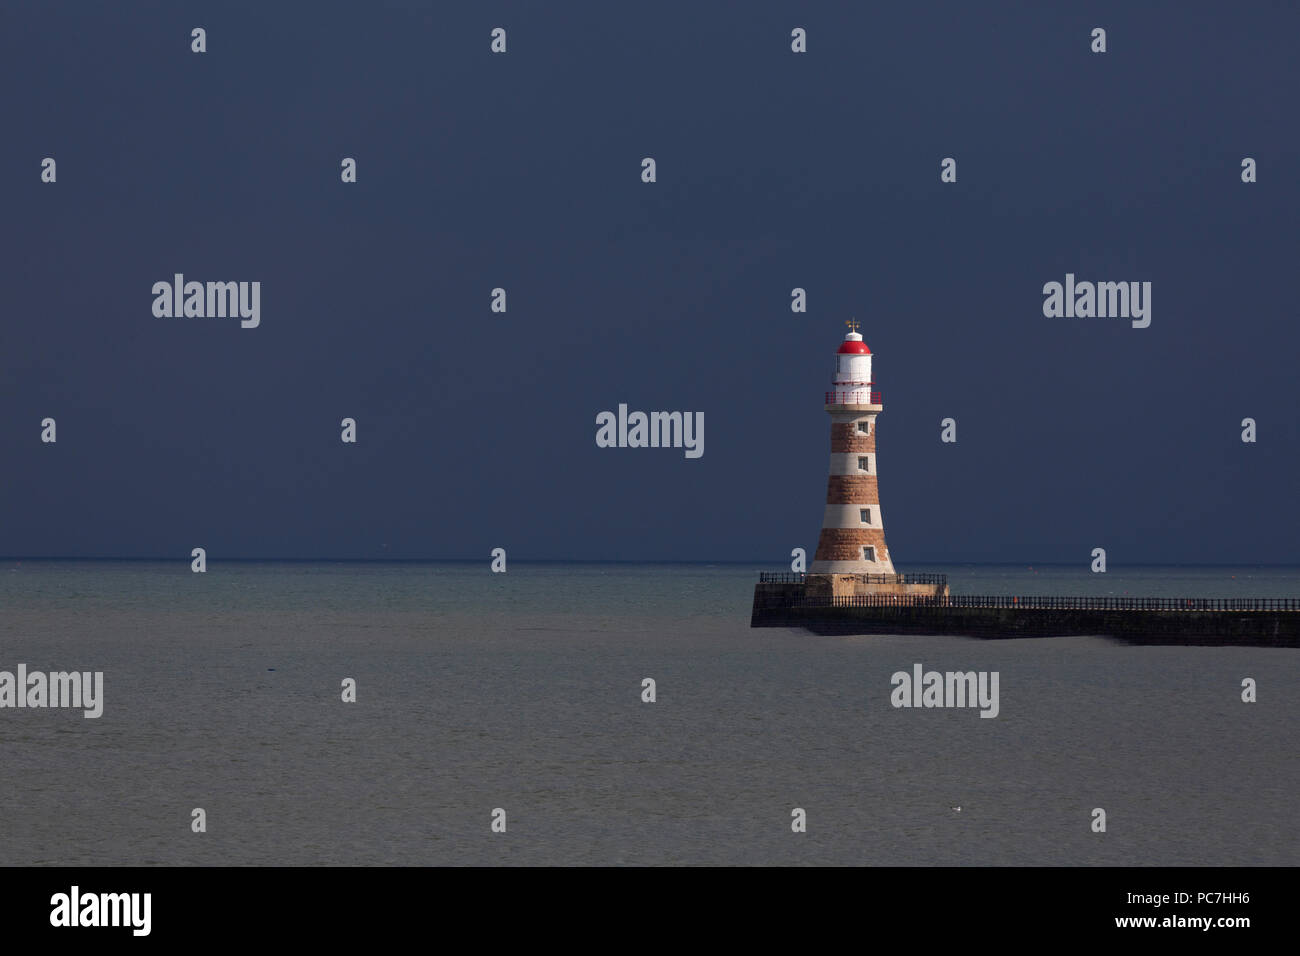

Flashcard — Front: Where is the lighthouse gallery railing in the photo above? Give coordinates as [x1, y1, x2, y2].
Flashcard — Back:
[825, 390, 883, 405]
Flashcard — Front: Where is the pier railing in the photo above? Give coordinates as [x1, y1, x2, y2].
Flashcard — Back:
[758, 572, 948, 586]
[778, 594, 1300, 611]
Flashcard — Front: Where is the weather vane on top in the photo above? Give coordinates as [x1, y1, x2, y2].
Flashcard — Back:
[845, 318, 860, 333]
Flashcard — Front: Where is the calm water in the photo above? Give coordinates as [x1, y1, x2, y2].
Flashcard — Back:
[1, 561, 1297, 866]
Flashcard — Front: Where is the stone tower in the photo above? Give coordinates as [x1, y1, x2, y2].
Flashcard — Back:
[810, 322, 895, 574]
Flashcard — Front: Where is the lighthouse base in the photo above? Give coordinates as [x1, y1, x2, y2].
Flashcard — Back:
[804, 573, 948, 601]
[810, 560, 897, 575]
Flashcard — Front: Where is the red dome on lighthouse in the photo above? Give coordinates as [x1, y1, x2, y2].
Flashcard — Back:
[837, 339, 871, 354]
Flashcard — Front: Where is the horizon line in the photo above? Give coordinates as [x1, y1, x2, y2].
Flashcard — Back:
[2, 556, 1299, 569]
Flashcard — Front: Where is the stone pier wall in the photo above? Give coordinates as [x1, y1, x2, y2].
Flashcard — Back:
[748, 599, 1300, 647]
[803, 573, 948, 600]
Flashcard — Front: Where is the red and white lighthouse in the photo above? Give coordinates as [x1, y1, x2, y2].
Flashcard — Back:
[810, 321, 895, 574]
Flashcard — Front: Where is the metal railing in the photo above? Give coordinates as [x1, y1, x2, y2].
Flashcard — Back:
[889, 572, 947, 586]
[758, 572, 806, 583]
[758, 572, 947, 586]
[775, 594, 1300, 611]
[825, 390, 882, 405]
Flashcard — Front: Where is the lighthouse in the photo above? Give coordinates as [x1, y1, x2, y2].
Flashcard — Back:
[810, 321, 895, 574]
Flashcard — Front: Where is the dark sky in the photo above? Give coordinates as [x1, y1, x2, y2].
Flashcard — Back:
[2, 1, 1297, 563]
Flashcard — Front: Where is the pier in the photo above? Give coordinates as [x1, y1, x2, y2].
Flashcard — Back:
[751, 574, 1300, 647]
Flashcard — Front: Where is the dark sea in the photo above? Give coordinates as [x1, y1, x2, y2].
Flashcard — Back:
[1, 561, 1296, 866]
